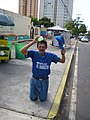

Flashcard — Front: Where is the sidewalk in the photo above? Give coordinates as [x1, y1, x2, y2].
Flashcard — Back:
[0, 39, 77, 120]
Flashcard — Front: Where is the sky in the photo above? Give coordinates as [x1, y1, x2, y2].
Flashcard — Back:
[73, 0, 90, 30]
[0, 0, 90, 30]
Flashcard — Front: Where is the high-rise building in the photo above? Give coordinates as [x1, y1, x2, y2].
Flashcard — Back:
[19, 0, 38, 18]
[39, 0, 74, 27]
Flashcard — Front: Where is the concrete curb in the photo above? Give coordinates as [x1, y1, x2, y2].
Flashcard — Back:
[47, 42, 77, 120]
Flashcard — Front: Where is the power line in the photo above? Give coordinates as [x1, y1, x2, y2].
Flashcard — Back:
[58, 0, 71, 17]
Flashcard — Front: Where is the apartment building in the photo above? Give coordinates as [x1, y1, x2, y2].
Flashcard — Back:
[19, 0, 38, 18]
[39, 0, 74, 27]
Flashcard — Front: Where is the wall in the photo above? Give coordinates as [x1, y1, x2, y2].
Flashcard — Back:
[0, 8, 31, 36]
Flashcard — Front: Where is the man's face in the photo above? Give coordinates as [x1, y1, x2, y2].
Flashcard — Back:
[37, 43, 47, 55]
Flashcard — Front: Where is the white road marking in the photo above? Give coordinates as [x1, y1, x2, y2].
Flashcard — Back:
[68, 47, 78, 120]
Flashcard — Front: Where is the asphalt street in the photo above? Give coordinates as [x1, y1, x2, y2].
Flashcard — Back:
[76, 41, 90, 120]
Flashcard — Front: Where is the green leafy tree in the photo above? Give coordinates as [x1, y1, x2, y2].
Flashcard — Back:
[85, 31, 90, 36]
[29, 16, 54, 27]
[65, 20, 75, 30]
[29, 15, 39, 26]
[65, 19, 87, 37]
[39, 16, 54, 28]
[32, 18, 39, 26]
[79, 24, 87, 34]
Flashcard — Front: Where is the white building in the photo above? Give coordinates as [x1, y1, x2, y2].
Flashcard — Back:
[0, 8, 31, 36]
[39, 0, 73, 28]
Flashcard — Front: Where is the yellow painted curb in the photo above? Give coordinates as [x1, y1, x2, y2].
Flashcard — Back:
[47, 51, 74, 120]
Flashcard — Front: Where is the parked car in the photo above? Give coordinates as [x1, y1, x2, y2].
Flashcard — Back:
[78, 36, 83, 41]
[87, 36, 90, 41]
[80, 36, 89, 42]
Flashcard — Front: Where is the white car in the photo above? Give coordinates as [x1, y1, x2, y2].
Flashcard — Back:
[80, 36, 89, 42]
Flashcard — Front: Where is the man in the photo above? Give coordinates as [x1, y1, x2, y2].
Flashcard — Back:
[20, 36, 66, 102]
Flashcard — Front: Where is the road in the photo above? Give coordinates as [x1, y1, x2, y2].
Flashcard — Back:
[76, 41, 90, 120]
[58, 40, 90, 120]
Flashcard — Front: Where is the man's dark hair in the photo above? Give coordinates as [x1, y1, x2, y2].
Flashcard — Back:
[37, 40, 47, 48]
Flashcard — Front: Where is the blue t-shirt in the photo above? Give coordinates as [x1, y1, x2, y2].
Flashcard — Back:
[26, 50, 60, 78]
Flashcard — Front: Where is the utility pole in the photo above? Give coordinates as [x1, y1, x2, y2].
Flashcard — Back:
[76, 14, 81, 21]
[76, 14, 81, 38]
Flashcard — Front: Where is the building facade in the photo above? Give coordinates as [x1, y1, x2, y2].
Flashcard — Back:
[39, 0, 74, 27]
[0, 8, 31, 36]
[19, 0, 38, 18]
